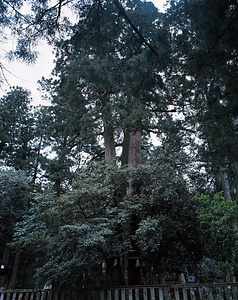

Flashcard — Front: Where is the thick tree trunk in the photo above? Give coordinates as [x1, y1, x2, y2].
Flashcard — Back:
[103, 121, 116, 166]
[126, 96, 142, 196]
[128, 131, 141, 168]
[126, 97, 142, 285]
[127, 96, 142, 168]
[219, 165, 231, 200]
[126, 130, 142, 197]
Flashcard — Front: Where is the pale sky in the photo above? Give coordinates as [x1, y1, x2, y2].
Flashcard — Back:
[0, 0, 168, 105]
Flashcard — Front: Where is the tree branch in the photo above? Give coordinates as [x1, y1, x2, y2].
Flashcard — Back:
[113, 0, 161, 62]
[2, 0, 29, 22]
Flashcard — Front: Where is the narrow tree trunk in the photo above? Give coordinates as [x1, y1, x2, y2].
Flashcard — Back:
[32, 136, 42, 184]
[0, 246, 10, 287]
[9, 252, 20, 289]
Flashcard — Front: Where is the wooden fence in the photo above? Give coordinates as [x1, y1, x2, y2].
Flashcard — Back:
[1, 284, 238, 300]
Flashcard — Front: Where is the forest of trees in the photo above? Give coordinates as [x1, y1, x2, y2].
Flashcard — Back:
[1, 0, 238, 290]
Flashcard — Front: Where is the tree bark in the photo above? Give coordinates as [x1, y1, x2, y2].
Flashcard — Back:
[126, 130, 142, 197]
[121, 129, 130, 166]
[9, 252, 20, 289]
[126, 96, 142, 196]
[219, 165, 231, 200]
[128, 131, 141, 168]
[103, 121, 116, 167]
[126, 97, 142, 284]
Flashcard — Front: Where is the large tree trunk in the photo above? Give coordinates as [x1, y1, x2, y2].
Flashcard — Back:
[126, 96, 142, 196]
[105, 95, 142, 285]
[126, 130, 142, 197]
[219, 164, 231, 200]
[126, 97, 142, 284]
[128, 131, 141, 168]
[103, 121, 116, 167]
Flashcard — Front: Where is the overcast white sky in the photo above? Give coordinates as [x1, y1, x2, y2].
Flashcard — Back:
[0, 0, 168, 105]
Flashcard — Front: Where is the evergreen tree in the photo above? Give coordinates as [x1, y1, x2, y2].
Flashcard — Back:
[5, 0, 238, 288]
[13, 161, 202, 288]
[39, 1, 173, 284]
[0, 87, 36, 173]
[0, 168, 31, 288]
[166, 0, 238, 196]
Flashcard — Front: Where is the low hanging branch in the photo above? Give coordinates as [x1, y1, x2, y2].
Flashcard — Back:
[113, 0, 161, 62]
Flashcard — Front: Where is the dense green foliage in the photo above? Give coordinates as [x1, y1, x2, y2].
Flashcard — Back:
[0, 168, 31, 243]
[13, 162, 203, 287]
[0, 87, 35, 171]
[166, 0, 238, 195]
[1, 0, 238, 289]
[194, 193, 238, 282]
[194, 193, 238, 263]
